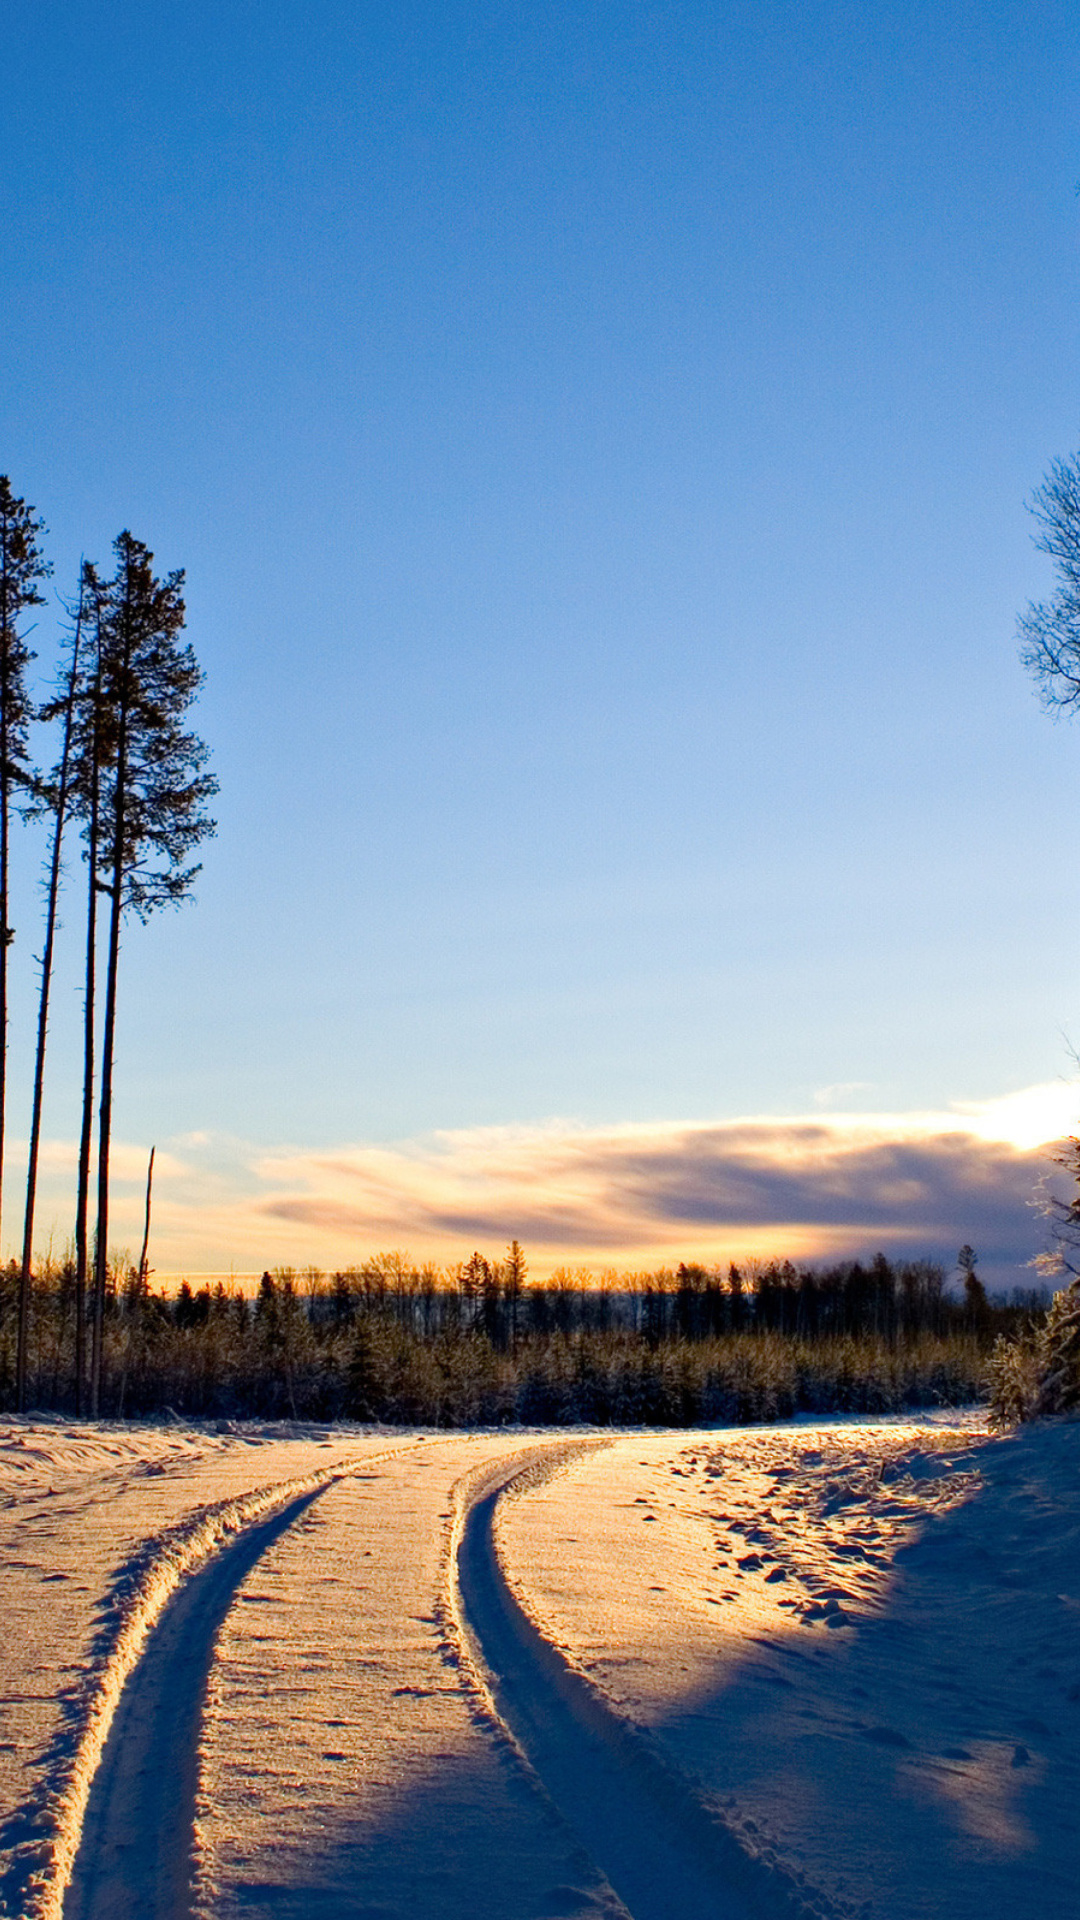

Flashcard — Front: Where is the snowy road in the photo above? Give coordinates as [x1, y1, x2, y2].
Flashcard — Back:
[47, 1434, 777, 1920]
[2, 1416, 1078, 1920]
[192, 1437, 630, 1920]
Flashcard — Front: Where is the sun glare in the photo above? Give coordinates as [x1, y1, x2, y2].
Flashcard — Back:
[948, 1083, 1077, 1152]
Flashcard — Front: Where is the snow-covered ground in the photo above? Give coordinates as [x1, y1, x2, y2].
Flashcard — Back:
[497, 1415, 1080, 1918]
[0, 1421, 394, 1918]
[1, 1413, 1077, 1920]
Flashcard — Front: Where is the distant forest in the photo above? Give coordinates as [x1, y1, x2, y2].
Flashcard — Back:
[0, 1246, 1047, 1425]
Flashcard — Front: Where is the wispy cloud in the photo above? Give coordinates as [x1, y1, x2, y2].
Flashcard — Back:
[250, 1117, 1055, 1280]
[22, 1083, 1073, 1286]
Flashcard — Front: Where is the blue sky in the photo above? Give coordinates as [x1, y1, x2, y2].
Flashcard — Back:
[3, 1, 1080, 1277]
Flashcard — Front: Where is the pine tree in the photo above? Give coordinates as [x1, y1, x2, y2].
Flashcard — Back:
[504, 1239, 527, 1353]
[16, 566, 92, 1411]
[989, 1278, 1080, 1423]
[88, 533, 217, 1414]
[957, 1245, 990, 1333]
[1032, 1279, 1080, 1414]
[72, 567, 107, 1412]
[457, 1250, 492, 1336]
[2, 477, 51, 1412]
[727, 1261, 747, 1332]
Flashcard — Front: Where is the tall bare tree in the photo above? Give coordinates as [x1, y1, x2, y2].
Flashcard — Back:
[2, 477, 50, 1411]
[16, 565, 93, 1410]
[88, 533, 217, 1414]
[70, 566, 108, 1414]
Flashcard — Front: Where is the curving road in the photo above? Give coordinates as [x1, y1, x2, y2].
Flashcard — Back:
[57, 1437, 787, 1920]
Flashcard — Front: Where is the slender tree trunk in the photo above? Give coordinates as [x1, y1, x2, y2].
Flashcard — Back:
[75, 821, 97, 1415]
[0, 545, 13, 1296]
[1, 673, 9, 1397]
[0, 485, 47, 1407]
[18, 595, 84, 1412]
[74, 654, 102, 1417]
[118, 1152, 149, 1419]
[91, 709, 127, 1418]
[138, 1145, 154, 1289]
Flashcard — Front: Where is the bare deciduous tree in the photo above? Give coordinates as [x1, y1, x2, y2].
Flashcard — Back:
[1019, 451, 1080, 713]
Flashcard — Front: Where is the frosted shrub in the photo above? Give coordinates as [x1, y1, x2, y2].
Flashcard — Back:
[990, 1278, 1080, 1424]
[1035, 1279, 1080, 1412]
[987, 1328, 1040, 1425]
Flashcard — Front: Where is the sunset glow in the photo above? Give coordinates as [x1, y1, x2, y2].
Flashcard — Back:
[21, 1081, 1069, 1289]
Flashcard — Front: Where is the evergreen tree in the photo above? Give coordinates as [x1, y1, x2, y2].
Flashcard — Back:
[1032, 1279, 1080, 1414]
[727, 1262, 747, 1332]
[957, 1245, 990, 1333]
[88, 533, 217, 1413]
[504, 1239, 527, 1353]
[72, 567, 107, 1412]
[990, 1277, 1080, 1423]
[16, 566, 92, 1411]
[457, 1250, 491, 1334]
[2, 478, 50, 1411]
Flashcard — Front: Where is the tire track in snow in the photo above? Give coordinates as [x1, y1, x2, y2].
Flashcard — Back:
[451, 1450, 809, 1920]
[63, 1483, 332, 1920]
[7, 1441, 421, 1920]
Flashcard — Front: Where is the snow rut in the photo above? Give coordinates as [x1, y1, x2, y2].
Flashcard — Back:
[64, 1483, 332, 1920]
[9, 1442, 418, 1920]
[449, 1448, 810, 1920]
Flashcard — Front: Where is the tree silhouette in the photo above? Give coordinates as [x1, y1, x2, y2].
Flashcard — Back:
[2, 477, 50, 1411]
[88, 533, 217, 1413]
[1019, 451, 1080, 713]
[72, 565, 107, 1412]
[16, 565, 92, 1410]
[504, 1239, 527, 1352]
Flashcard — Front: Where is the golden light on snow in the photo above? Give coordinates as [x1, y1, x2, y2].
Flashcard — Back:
[3, 1414, 1076, 1914]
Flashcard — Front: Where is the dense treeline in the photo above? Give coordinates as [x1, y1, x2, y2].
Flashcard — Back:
[0, 1247, 1044, 1425]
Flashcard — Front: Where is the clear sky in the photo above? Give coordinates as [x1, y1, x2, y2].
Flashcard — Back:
[3, 0, 1080, 1282]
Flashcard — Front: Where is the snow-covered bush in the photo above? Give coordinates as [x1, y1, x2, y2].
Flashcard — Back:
[989, 1278, 1080, 1424]
[987, 1325, 1041, 1425]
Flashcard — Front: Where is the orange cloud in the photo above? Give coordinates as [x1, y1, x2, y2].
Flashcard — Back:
[20, 1091, 1068, 1288]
